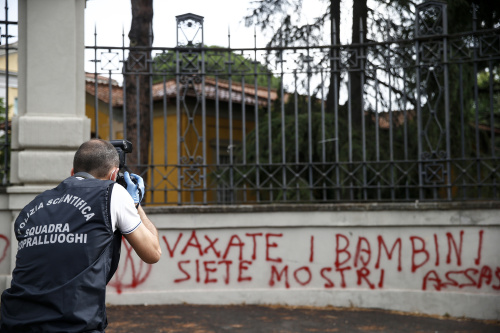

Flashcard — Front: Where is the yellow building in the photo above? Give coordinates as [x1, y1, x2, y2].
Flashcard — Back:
[0, 42, 18, 119]
[85, 74, 277, 204]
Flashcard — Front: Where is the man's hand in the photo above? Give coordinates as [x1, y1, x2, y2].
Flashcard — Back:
[124, 171, 145, 204]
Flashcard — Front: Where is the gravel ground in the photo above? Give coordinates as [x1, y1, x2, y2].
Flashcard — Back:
[105, 304, 500, 333]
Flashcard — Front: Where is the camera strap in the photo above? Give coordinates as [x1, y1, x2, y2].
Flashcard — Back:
[73, 172, 95, 179]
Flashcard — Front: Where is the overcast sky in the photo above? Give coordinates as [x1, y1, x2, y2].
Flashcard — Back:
[84, 0, 269, 49]
[83, 0, 341, 75]
[1, 0, 352, 83]
[1, 0, 354, 49]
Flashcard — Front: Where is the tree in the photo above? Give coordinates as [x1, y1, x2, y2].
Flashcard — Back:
[240, 0, 500, 201]
[349, 0, 367, 129]
[152, 46, 281, 89]
[229, 93, 419, 202]
[0, 98, 9, 185]
[244, 0, 363, 126]
[126, 0, 153, 175]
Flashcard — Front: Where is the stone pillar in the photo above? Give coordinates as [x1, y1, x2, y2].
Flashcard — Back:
[3, 0, 89, 284]
[9, 0, 89, 207]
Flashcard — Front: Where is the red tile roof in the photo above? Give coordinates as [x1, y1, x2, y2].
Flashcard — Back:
[369, 110, 416, 129]
[85, 74, 278, 108]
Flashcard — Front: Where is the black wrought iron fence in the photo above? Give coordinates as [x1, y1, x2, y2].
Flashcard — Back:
[0, 0, 16, 186]
[84, 2, 497, 205]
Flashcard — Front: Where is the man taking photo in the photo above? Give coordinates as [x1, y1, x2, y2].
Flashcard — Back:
[0, 139, 162, 332]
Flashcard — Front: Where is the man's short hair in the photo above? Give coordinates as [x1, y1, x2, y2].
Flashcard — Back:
[73, 139, 119, 178]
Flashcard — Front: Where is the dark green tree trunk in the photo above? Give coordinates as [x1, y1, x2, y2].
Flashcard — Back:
[126, 0, 153, 175]
[350, 0, 367, 130]
[326, 0, 341, 117]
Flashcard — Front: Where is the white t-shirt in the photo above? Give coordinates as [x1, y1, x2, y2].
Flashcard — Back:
[110, 184, 142, 234]
[75, 177, 142, 234]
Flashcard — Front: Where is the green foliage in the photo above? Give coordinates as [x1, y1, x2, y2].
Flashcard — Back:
[152, 46, 281, 90]
[220, 76, 494, 203]
[470, 66, 500, 154]
[0, 98, 10, 186]
[475, 68, 500, 126]
[207, 0, 500, 203]
[223, 94, 423, 202]
[0, 98, 6, 122]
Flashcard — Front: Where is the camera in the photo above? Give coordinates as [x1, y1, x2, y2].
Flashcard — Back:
[110, 139, 136, 188]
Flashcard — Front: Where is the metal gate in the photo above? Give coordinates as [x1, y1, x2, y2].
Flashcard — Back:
[0, 0, 16, 186]
[83, 1, 499, 205]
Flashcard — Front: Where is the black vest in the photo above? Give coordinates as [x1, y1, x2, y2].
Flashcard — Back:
[0, 176, 122, 332]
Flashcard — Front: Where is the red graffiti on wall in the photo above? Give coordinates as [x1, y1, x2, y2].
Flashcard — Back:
[162, 229, 500, 291]
[108, 237, 152, 294]
[0, 234, 9, 263]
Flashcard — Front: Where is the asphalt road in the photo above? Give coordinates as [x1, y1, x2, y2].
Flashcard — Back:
[105, 304, 500, 333]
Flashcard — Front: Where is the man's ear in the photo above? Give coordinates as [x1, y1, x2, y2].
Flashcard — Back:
[108, 168, 118, 181]
[70, 168, 75, 176]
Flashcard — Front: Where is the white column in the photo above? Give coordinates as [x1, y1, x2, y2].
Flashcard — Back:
[9, 0, 89, 200]
[2, 0, 88, 288]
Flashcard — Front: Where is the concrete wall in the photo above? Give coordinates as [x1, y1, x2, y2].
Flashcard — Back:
[1, 195, 499, 320]
[0, 193, 11, 291]
[100, 202, 500, 320]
